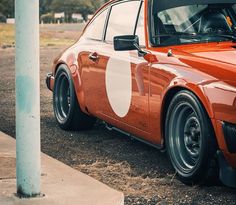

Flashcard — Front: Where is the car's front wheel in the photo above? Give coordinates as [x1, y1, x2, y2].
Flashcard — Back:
[53, 65, 96, 130]
[165, 90, 217, 185]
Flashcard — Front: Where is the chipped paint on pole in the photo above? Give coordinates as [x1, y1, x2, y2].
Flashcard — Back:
[15, 0, 41, 197]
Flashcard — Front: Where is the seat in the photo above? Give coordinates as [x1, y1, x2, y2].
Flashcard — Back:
[156, 17, 167, 35]
[154, 17, 168, 45]
[199, 11, 232, 33]
[155, 17, 180, 45]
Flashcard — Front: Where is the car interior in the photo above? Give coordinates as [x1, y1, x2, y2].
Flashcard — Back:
[154, 4, 236, 46]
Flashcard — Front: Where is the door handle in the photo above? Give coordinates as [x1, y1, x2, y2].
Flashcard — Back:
[89, 52, 99, 61]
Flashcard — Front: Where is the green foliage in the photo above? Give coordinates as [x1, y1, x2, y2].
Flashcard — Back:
[40, 0, 53, 15]
[50, 0, 98, 21]
[0, 0, 14, 18]
[0, 13, 6, 23]
[0, 0, 107, 22]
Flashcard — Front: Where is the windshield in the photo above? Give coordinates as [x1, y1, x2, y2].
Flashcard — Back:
[151, 3, 236, 46]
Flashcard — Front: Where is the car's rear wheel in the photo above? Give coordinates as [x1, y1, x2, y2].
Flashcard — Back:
[165, 90, 217, 185]
[53, 65, 96, 130]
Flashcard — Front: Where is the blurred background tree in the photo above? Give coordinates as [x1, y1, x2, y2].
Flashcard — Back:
[0, 0, 14, 18]
[0, 0, 109, 22]
[40, 0, 53, 16]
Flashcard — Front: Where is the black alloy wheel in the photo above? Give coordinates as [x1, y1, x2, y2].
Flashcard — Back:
[53, 64, 96, 130]
[165, 90, 217, 185]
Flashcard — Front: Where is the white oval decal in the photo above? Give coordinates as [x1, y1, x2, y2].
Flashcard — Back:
[105, 52, 132, 118]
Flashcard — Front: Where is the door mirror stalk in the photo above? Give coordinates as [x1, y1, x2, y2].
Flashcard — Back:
[113, 35, 157, 62]
[114, 35, 147, 56]
[133, 42, 147, 57]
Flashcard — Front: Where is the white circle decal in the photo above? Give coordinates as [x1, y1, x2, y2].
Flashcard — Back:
[105, 52, 132, 118]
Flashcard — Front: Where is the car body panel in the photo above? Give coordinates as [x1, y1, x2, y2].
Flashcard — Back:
[46, 0, 236, 179]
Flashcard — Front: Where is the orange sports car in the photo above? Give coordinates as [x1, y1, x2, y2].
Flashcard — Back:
[46, 0, 236, 188]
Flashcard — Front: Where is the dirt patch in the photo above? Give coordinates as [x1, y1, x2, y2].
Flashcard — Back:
[0, 157, 16, 179]
[0, 46, 236, 204]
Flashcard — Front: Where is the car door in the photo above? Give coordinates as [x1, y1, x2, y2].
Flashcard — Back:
[101, 1, 151, 135]
[78, 8, 109, 116]
[81, 0, 151, 139]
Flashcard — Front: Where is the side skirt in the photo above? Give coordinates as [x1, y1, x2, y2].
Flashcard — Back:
[103, 122, 165, 151]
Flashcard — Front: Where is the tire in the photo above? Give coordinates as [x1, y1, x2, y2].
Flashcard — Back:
[165, 90, 217, 185]
[53, 65, 96, 130]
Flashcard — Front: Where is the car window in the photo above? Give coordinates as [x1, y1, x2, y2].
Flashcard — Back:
[105, 1, 141, 43]
[84, 9, 108, 41]
[152, 3, 236, 46]
[135, 3, 145, 46]
[158, 5, 207, 33]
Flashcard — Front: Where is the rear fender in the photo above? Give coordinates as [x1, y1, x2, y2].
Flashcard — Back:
[54, 53, 88, 115]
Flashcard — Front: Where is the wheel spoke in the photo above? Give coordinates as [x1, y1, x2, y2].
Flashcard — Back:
[168, 101, 203, 173]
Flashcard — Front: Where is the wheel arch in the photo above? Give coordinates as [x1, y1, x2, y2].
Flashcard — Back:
[54, 62, 88, 114]
[54, 62, 65, 76]
[160, 83, 215, 147]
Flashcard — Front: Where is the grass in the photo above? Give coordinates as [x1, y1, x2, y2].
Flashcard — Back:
[0, 24, 15, 46]
[0, 23, 85, 47]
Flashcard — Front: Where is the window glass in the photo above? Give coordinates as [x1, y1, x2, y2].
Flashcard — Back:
[136, 4, 145, 46]
[158, 5, 207, 32]
[106, 1, 141, 42]
[85, 9, 108, 40]
[152, 3, 236, 46]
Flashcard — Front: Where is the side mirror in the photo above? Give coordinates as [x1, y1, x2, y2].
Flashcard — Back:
[114, 35, 139, 51]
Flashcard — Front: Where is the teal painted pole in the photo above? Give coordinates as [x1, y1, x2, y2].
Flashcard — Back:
[15, 0, 41, 197]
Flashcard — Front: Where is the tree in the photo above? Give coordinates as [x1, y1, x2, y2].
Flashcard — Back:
[0, 0, 107, 22]
[91, 0, 108, 10]
[76, 0, 94, 21]
[0, 0, 14, 18]
[50, 0, 104, 21]
[77, 0, 110, 20]
[40, 0, 53, 15]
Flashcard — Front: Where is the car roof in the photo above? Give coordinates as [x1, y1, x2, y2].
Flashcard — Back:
[98, 0, 142, 13]
[153, 0, 236, 13]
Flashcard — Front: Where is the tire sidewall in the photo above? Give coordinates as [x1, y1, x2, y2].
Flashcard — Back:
[165, 90, 215, 183]
[53, 65, 76, 129]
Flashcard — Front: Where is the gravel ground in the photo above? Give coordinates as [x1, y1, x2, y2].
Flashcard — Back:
[0, 46, 236, 205]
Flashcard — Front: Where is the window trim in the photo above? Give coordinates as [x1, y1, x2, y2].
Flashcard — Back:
[134, 1, 144, 35]
[148, 1, 236, 47]
[104, 0, 143, 44]
[103, 5, 112, 42]
[84, 7, 109, 42]
[134, 1, 146, 47]
[148, 0, 156, 47]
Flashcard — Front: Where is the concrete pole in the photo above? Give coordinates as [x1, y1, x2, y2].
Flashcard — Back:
[15, 0, 41, 197]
